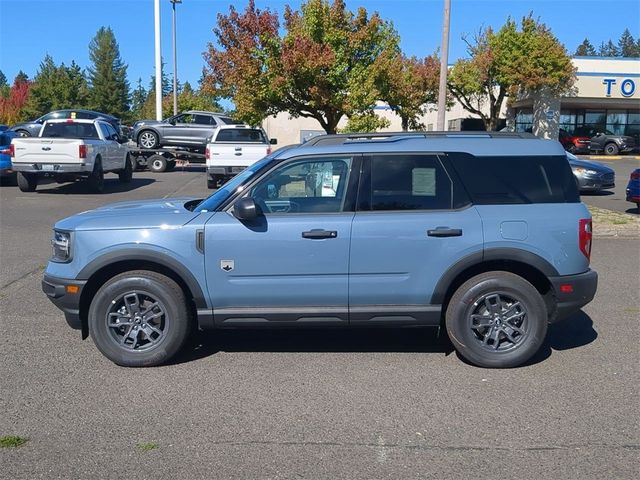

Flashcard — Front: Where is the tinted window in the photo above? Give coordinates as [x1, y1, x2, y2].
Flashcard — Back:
[42, 122, 99, 139]
[215, 129, 266, 143]
[249, 157, 352, 214]
[193, 114, 216, 125]
[366, 155, 454, 211]
[174, 114, 194, 124]
[450, 153, 579, 204]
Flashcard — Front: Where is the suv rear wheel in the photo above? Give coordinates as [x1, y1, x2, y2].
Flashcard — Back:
[445, 271, 547, 368]
[88, 270, 191, 367]
[118, 155, 133, 183]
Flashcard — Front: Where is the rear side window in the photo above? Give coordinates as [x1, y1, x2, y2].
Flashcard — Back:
[193, 114, 216, 125]
[215, 129, 266, 143]
[450, 153, 579, 204]
[363, 155, 457, 211]
[42, 122, 99, 139]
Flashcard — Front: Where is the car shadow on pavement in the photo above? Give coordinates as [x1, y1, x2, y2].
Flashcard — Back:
[170, 327, 455, 365]
[625, 206, 639, 215]
[34, 177, 155, 194]
[580, 190, 614, 197]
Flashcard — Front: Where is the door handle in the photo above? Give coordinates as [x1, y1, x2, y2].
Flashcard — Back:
[427, 227, 463, 237]
[302, 229, 338, 239]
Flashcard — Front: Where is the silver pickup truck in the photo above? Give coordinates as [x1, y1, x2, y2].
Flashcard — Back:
[11, 119, 132, 192]
[205, 125, 277, 188]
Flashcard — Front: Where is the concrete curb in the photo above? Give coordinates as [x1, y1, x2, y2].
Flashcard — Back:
[577, 155, 640, 161]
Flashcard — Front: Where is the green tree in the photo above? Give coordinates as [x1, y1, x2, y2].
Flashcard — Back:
[618, 29, 639, 57]
[598, 40, 619, 57]
[575, 38, 596, 56]
[14, 71, 29, 83]
[129, 78, 147, 119]
[447, 15, 576, 131]
[339, 112, 390, 133]
[87, 27, 130, 117]
[203, 0, 400, 133]
[0, 70, 8, 98]
[23, 55, 89, 118]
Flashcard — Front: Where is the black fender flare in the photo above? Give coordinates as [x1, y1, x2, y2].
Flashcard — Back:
[430, 248, 559, 304]
[77, 248, 208, 309]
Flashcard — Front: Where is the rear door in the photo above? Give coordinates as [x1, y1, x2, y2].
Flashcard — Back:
[204, 154, 359, 326]
[348, 153, 483, 325]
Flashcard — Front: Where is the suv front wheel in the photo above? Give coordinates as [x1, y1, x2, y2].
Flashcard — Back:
[445, 271, 547, 368]
[88, 270, 191, 367]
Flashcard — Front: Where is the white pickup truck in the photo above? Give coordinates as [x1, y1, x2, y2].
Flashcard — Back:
[10, 118, 132, 192]
[205, 125, 277, 188]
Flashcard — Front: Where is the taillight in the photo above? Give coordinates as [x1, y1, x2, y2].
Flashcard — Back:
[79, 144, 87, 159]
[205, 146, 210, 160]
[0, 147, 11, 156]
[631, 171, 640, 180]
[267, 146, 272, 155]
[579, 219, 592, 260]
[9, 144, 15, 157]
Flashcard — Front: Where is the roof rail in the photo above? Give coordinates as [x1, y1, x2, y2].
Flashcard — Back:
[303, 131, 537, 146]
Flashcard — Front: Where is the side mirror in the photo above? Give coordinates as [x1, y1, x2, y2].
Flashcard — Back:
[269, 138, 278, 145]
[233, 197, 261, 221]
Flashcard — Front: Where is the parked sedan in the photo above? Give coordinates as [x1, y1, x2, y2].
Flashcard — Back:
[566, 152, 615, 193]
[0, 129, 18, 181]
[626, 169, 640, 210]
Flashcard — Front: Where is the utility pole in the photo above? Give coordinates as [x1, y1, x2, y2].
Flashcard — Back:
[154, 0, 163, 121]
[170, 0, 182, 116]
[436, 0, 451, 131]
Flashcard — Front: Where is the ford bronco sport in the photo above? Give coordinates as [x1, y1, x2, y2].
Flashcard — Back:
[42, 132, 598, 368]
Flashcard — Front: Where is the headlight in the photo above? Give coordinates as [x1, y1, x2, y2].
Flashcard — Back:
[51, 230, 72, 262]
[573, 167, 598, 175]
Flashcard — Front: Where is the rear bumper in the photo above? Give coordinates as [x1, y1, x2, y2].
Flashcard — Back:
[12, 163, 90, 174]
[549, 269, 598, 323]
[42, 274, 87, 330]
[207, 166, 247, 176]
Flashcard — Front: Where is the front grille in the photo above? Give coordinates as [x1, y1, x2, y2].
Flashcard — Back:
[602, 173, 614, 183]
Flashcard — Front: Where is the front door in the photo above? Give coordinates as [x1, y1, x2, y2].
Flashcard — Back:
[204, 154, 358, 327]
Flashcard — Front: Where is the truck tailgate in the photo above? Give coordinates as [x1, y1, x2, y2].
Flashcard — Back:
[13, 138, 85, 164]
[207, 143, 269, 169]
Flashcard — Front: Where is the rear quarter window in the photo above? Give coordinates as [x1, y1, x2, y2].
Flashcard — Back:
[449, 153, 579, 204]
[215, 129, 267, 143]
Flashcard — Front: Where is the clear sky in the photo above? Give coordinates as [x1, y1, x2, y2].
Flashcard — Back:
[1, 0, 639, 89]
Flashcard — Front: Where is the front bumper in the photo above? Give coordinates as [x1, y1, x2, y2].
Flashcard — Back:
[549, 269, 598, 323]
[42, 274, 87, 330]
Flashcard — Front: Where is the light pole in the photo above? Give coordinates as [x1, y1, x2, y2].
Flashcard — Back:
[154, 0, 162, 120]
[437, 0, 451, 131]
[170, 0, 182, 116]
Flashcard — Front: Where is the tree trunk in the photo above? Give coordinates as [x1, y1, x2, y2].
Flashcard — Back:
[401, 117, 409, 131]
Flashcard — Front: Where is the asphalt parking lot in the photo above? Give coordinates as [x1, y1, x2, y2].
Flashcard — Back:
[1, 167, 638, 479]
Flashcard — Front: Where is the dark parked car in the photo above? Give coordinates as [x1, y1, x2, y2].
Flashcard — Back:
[566, 152, 615, 193]
[559, 128, 590, 154]
[0, 129, 18, 181]
[573, 127, 636, 156]
[132, 110, 238, 151]
[626, 169, 640, 210]
[10, 109, 121, 137]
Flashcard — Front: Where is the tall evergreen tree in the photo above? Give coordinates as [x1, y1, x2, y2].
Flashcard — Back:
[618, 29, 639, 57]
[130, 78, 148, 116]
[598, 40, 620, 57]
[87, 27, 130, 117]
[148, 58, 171, 97]
[0, 70, 9, 97]
[575, 38, 596, 56]
[14, 71, 29, 83]
[23, 55, 88, 118]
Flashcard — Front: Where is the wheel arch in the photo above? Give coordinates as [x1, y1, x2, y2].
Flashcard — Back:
[432, 249, 558, 325]
[77, 250, 207, 338]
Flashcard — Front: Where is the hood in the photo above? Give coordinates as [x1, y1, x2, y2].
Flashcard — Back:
[133, 119, 163, 128]
[54, 197, 202, 231]
[569, 158, 614, 173]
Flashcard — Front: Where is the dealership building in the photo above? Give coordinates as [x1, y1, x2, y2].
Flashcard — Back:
[262, 57, 640, 146]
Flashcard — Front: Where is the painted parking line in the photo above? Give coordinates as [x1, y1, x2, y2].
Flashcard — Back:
[584, 155, 640, 161]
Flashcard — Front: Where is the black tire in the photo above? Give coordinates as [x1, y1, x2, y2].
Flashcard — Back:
[118, 155, 133, 183]
[567, 144, 577, 154]
[445, 271, 548, 368]
[166, 160, 176, 172]
[148, 155, 168, 173]
[86, 158, 104, 193]
[604, 143, 619, 156]
[207, 173, 223, 189]
[138, 130, 159, 149]
[15, 129, 30, 137]
[88, 270, 191, 367]
[17, 172, 37, 192]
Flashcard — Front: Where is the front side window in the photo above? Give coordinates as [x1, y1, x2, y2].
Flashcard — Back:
[249, 157, 353, 214]
[366, 155, 453, 211]
[174, 114, 194, 124]
[193, 114, 216, 125]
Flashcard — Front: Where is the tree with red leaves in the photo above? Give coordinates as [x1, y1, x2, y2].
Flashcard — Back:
[203, 0, 403, 134]
[0, 77, 30, 125]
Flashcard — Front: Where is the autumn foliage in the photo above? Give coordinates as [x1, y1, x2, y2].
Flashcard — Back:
[0, 79, 30, 125]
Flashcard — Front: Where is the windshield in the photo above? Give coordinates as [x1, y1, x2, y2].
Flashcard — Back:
[195, 155, 276, 212]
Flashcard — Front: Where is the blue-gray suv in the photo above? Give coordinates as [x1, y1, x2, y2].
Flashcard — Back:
[42, 132, 598, 368]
